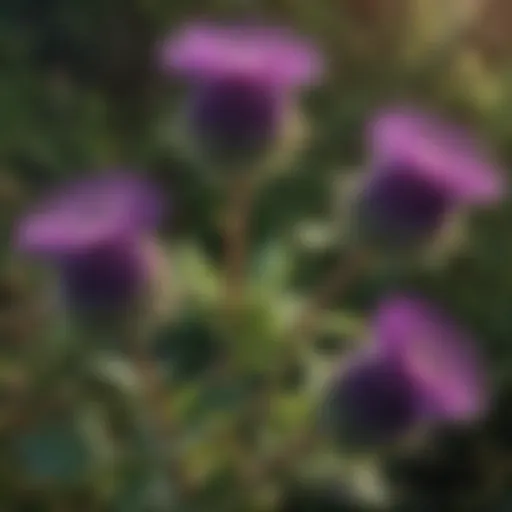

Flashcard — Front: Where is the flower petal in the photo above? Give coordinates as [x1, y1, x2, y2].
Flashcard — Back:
[374, 295, 489, 422]
[159, 22, 323, 87]
[368, 107, 505, 204]
[15, 171, 164, 257]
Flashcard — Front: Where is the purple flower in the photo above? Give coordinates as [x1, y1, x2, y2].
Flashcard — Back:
[353, 107, 505, 249]
[14, 172, 165, 312]
[325, 295, 488, 445]
[369, 107, 504, 204]
[159, 22, 323, 166]
[374, 295, 488, 423]
[160, 23, 322, 87]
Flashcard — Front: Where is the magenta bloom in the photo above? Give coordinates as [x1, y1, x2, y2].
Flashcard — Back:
[15, 172, 164, 311]
[159, 22, 323, 164]
[369, 108, 504, 204]
[374, 295, 488, 423]
[355, 107, 505, 248]
[325, 295, 488, 445]
[160, 23, 322, 87]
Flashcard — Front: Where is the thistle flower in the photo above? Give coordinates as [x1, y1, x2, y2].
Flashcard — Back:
[14, 172, 167, 317]
[374, 295, 488, 423]
[345, 107, 504, 255]
[324, 295, 488, 446]
[159, 22, 323, 172]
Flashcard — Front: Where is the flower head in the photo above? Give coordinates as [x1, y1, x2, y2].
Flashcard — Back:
[325, 295, 488, 446]
[368, 107, 504, 205]
[160, 23, 323, 88]
[15, 172, 165, 312]
[159, 22, 323, 170]
[374, 295, 488, 422]
[350, 106, 505, 251]
[15, 172, 162, 258]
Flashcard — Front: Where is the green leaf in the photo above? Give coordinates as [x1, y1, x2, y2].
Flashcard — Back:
[15, 406, 114, 489]
[316, 310, 366, 345]
[174, 243, 221, 306]
[111, 469, 176, 512]
[250, 239, 295, 295]
[152, 310, 224, 383]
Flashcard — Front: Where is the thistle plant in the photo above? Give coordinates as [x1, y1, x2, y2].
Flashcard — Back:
[159, 22, 322, 176]
[1, 11, 510, 512]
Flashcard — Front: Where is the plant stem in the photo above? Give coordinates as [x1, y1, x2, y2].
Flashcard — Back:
[130, 351, 196, 500]
[223, 174, 255, 322]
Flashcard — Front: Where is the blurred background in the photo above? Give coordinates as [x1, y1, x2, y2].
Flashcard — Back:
[2, 0, 512, 511]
